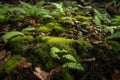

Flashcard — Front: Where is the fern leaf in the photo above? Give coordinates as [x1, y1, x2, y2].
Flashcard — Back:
[62, 54, 77, 63]
[22, 26, 35, 32]
[36, 9, 49, 16]
[94, 9, 103, 20]
[93, 16, 101, 26]
[41, 15, 54, 20]
[63, 62, 84, 71]
[106, 32, 120, 40]
[50, 46, 60, 59]
[8, 7, 25, 14]
[50, 3, 64, 13]
[20, 1, 32, 9]
[2, 31, 25, 43]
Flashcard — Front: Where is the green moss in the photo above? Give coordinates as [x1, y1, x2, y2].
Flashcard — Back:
[9, 35, 34, 54]
[0, 55, 21, 74]
[36, 26, 51, 33]
[47, 37, 77, 55]
[54, 69, 73, 80]
[35, 42, 50, 65]
[74, 15, 92, 22]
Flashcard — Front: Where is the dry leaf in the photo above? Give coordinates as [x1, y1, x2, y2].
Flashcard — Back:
[81, 57, 96, 62]
[33, 66, 61, 80]
[0, 50, 11, 67]
[112, 69, 120, 80]
[18, 57, 32, 70]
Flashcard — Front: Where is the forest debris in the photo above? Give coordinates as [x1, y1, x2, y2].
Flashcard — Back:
[33, 66, 61, 80]
[18, 57, 32, 70]
[0, 50, 11, 67]
[112, 69, 120, 80]
[81, 57, 96, 62]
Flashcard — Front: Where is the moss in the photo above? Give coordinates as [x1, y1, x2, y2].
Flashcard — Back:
[10, 15, 25, 22]
[45, 60, 58, 71]
[53, 69, 73, 80]
[74, 15, 92, 22]
[9, 35, 34, 54]
[34, 42, 50, 65]
[36, 26, 51, 33]
[47, 37, 77, 55]
[60, 17, 75, 25]
[0, 55, 21, 74]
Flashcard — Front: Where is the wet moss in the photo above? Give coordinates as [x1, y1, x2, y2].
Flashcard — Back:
[0, 55, 21, 74]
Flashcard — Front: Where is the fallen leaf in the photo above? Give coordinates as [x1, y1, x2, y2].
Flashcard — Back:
[18, 57, 32, 70]
[81, 57, 96, 62]
[0, 50, 11, 67]
[112, 69, 120, 80]
[33, 66, 61, 80]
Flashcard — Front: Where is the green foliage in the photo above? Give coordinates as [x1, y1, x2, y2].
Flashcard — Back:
[2, 31, 25, 43]
[62, 54, 77, 63]
[22, 26, 35, 32]
[55, 69, 73, 80]
[75, 15, 92, 22]
[47, 37, 76, 54]
[50, 3, 65, 19]
[0, 55, 21, 74]
[36, 26, 51, 33]
[63, 62, 84, 71]
[60, 17, 75, 25]
[9, 35, 34, 54]
[111, 16, 120, 25]
[50, 46, 67, 60]
[105, 32, 120, 40]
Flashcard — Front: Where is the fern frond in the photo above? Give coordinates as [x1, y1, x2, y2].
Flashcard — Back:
[41, 15, 54, 20]
[8, 7, 25, 14]
[62, 54, 77, 63]
[2, 31, 25, 43]
[50, 3, 64, 13]
[106, 32, 120, 40]
[50, 46, 61, 59]
[20, 1, 32, 9]
[63, 62, 84, 71]
[22, 26, 35, 32]
[36, 9, 50, 16]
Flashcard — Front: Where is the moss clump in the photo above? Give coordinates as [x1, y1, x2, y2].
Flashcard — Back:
[47, 37, 77, 55]
[53, 69, 73, 80]
[9, 35, 34, 54]
[0, 55, 21, 74]
[36, 26, 52, 33]
[74, 15, 92, 22]
[76, 39, 93, 58]
[34, 41, 50, 65]
[60, 17, 75, 25]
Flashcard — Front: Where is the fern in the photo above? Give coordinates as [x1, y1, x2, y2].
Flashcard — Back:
[63, 62, 84, 71]
[62, 54, 77, 63]
[8, 7, 25, 14]
[50, 46, 68, 60]
[2, 31, 25, 43]
[20, 1, 32, 9]
[106, 32, 120, 40]
[22, 26, 35, 32]
[50, 46, 61, 59]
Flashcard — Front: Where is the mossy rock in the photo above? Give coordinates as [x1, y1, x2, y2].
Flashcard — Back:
[0, 55, 21, 74]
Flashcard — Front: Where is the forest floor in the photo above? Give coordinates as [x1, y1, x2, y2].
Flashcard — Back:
[0, 1, 120, 80]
